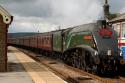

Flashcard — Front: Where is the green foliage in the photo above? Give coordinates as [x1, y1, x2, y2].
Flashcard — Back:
[108, 13, 117, 20]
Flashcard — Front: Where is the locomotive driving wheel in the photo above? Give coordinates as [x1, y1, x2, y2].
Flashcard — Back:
[72, 55, 76, 68]
[78, 49, 90, 72]
[71, 49, 81, 68]
[84, 50, 90, 72]
[80, 49, 86, 70]
[71, 50, 77, 68]
[75, 49, 81, 68]
[91, 65, 98, 74]
[81, 50, 93, 72]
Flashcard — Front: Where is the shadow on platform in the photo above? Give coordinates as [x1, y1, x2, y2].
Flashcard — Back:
[7, 49, 20, 53]
[8, 62, 47, 72]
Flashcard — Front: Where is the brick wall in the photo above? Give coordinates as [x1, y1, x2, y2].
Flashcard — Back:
[0, 15, 8, 72]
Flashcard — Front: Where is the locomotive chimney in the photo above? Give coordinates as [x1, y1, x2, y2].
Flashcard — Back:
[103, 0, 110, 20]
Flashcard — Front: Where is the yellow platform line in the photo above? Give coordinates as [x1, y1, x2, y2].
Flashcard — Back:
[10, 47, 66, 83]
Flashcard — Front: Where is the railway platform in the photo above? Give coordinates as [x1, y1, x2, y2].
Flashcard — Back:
[0, 46, 67, 83]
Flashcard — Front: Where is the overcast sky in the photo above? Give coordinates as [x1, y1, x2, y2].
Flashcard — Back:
[1, 0, 125, 33]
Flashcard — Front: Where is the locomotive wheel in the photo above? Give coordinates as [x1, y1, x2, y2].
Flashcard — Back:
[63, 52, 70, 64]
[91, 65, 98, 74]
[58, 53, 61, 60]
[100, 68, 105, 74]
[59, 53, 63, 60]
[72, 56, 76, 68]
[71, 51, 76, 67]
[63, 53, 67, 61]
[77, 59, 81, 69]
[72, 49, 81, 68]
[84, 51, 92, 72]
[60, 53, 62, 60]
[81, 60, 86, 71]
[78, 49, 90, 71]
[65, 52, 73, 66]
[97, 65, 106, 75]
[74, 58, 81, 68]
[78, 49, 86, 71]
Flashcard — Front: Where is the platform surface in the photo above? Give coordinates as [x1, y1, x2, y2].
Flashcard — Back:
[0, 46, 66, 83]
[0, 47, 34, 83]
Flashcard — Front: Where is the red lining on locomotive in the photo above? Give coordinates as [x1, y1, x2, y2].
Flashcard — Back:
[99, 28, 113, 38]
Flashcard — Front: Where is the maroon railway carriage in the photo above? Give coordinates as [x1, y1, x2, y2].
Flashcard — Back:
[19, 37, 24, 46]
[15, 38, 19, 45]
[23, 37, 30, 47]
[29, 35, 37, 48]
[8, 33, 53, 55]
[7, 38, 13, 45]
[24, 33, 53, 52]
[8, 31, 57, 57]
[37, 33, 53, 52]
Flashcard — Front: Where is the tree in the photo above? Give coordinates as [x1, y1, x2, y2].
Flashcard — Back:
[108, 13, 117, 20]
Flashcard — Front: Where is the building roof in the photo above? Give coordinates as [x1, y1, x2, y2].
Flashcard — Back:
[0, 5, 13, 24]
[109, 13, 125, 23]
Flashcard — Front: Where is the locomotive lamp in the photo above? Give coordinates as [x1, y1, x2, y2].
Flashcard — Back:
[107, 50, 111, 56]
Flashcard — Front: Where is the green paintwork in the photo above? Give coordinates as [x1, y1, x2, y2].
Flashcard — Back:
[53, 29, 95, 53]
[53, 31, 62, 52]
[63, 31, 95, 51]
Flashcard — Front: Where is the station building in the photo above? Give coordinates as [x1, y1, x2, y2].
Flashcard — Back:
[109, 13, 125, 59]
[109, 13, 125, 46]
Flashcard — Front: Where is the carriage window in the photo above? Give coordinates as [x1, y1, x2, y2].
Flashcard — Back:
[113, 24, 120, 37]
[122, 24, 125, 38]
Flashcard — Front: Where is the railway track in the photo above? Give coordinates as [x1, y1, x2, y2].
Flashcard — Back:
[18, 48, 125, 83]
[119, 76, 125, 81]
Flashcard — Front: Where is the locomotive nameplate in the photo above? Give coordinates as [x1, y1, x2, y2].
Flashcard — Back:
[84, 35, 92, 40]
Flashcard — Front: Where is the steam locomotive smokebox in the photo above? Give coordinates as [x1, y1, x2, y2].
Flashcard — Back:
[0, 5, 13, 72]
